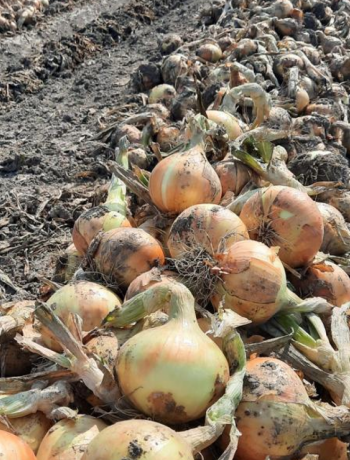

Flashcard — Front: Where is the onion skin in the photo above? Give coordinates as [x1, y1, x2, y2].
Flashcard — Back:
[317, 203, 350, 255]
[85, 334, 119, 371]
[240, 186, 324, 268]
[36, 416, 107, 460]
[290, 261, 350, 307]
[125, 269, 178, 300]
[72, 206, 131, 256]
[156, 126, 180, 152]
[168, 204, 249, 258]
[149, 144, 222, 214]
[116, 284, 229, 424]
[93, 228, 165, 288]
[0, 412, 51, 454]
[214, 159, 257, 196]
[82, 420, 194, 460]
[0, 431, 36, 459]
[298, 438, 348, 460]
[41, 281, 121, 351]
[213, 240, 288, 324]
[206, 110, 242, 140]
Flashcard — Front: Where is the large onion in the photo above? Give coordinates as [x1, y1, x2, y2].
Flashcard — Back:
[234, 357, 350, 460]
[317, 202, 350, 255]
[167, 204, 248, 258]
[82, 420, 194, 460]
[36, 416, 107, 460]
[0, 430, 36, 459]
[240, 186, 324, 268]
[92, 228, 165, 288]
[41, 281, 121, 351]
[290, 261, 350, 307]
[109, 282, 229, 424]
[149, 144, 222, 214]
[212, 240, 300, 324]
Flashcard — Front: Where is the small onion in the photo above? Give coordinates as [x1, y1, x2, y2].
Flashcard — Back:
[41, 281, 121, 351]
[161, 54, 188, 85]
[240, 186, 324, 268]
[110, 124, 141, 148]
[92, 228, 165, 288]
[36, 416, 107, 460]
[149, 144, 222, 214]
[0, 431, 36, 459]
[214, 159, 258, 196]
[295, 87, 310, 113]
[125, 269, 178, 300]
[206, 110, 242, 140]
[85, 333, 119, 371]
[317, 203, 350, 255]
[196, 43, 223, 63]
[156, 126, 181, 151]
[82, 420, 194, 460]
[149, 84, 176, 105]
[168, 204, 249, 258]
[73, 206, 131, 256]
[127, 147, 149, 169]
[290, 261, 350, 307]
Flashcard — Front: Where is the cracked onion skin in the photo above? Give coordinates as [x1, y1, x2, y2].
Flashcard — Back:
[93, 227, 165, 288]
[168, 204, 249, 258]
[82, 420, 194, 460]
[240, 186, 324, 268]
[148, 144, 222, 214]
[0, 430, 36, 460]
[115, 283, 229, 424]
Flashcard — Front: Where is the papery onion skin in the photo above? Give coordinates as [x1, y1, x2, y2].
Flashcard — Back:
[85, 333, 119, 371]
[0, 411, 51, 454]
[290, 261, 350, 307]
[116, 284, 229, 424]
[240, 186, 324, 268]
[93, 228, 165, 288]
[41, 281, 121, 351]
[36, 416, 107, 460]
[214, 159, 257, 196]
[168, 204, 249, 258]
[212, 240, 288, 324]
[82, 420, 194, 460]
[0, 430, 36, 459]
[149, 144, 222, 214]
[73, 206, 131, 256]
[125, 269, 178, 300]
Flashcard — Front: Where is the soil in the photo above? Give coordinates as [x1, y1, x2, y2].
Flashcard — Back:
[0, 0, 200, 301]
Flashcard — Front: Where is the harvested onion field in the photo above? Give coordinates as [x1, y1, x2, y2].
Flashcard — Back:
[0, 0, 350, 459]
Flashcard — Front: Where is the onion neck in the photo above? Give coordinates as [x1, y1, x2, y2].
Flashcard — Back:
[105, 136, 129, 215]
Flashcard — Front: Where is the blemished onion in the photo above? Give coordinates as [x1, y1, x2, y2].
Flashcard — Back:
[0, 431, 36, 459]
[149, 144, 222, 214]
[72, 205, 131, 256]
[0, 411, 51, 454]
[317, 202, 350, 255]
[36, 415, 107, 460]
[206, 110, 242, 140]
[125, 268, 178, 300]
[214, 159, 258, 196]
[234, 357, 350, 460]
[82, 420, 194, 460]
[290, 261, 350, 307]
[85, 333, 119, 371]
[161, 54, 188, 85]
[167, 204, 248, 258]
[156, 125, 180, 152]
[41, 281, 121, 351]
[108, 282, 229, 424]
[196, 43, 223, 63]
[92, 227, 165, 288]
[212, 240, 302, 324]
[240, 186, 324, 268]
[148, 84, 176, 105]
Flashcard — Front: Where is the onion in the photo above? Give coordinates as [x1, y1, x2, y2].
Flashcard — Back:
[214, 159, 258, 196]
[73, 205, 131, 256]
[125, 268, 178, 300]
[290, 261, 350, 307]
[92, 228, 165, 288]
[110, 282, 229, 424]
[206, 110, 242, 140]
[240, 186, 324, 268]
[156, 126, 180, 152]
[82, 420, 194, 460]
[36, 415, 107, 460]
[110, 124, 141, 148]
[0, 431, 36, 459]
[234, 357, 350, 460]
[85, 333, 119, 371]
[299, 438, 348, 460]
[317, 203, 350, 255]
[0, 411, 51, 454]
[295, 87, 310, 113]
[212, 240, 301, 324]
[127, 147, 149, 169]
[59, 243, 82, 282]
[196, 43, 223, 63]
[149, 144, 222, 214]
[41, 281, 121, 351]
[168, 204, 248, 258]
[161, 54, 188, 85]
[149, 84, 176, 105]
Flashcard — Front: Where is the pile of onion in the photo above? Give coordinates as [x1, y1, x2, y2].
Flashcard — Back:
[149, 143, 222, 214]
[290, 260, 350, 307]
[92, 227, 165, 288]
[106, 282, 229, 423]
[36, 415, 107, 460]
[40, 281, 121, 351]
[240, 185, 324, 268]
